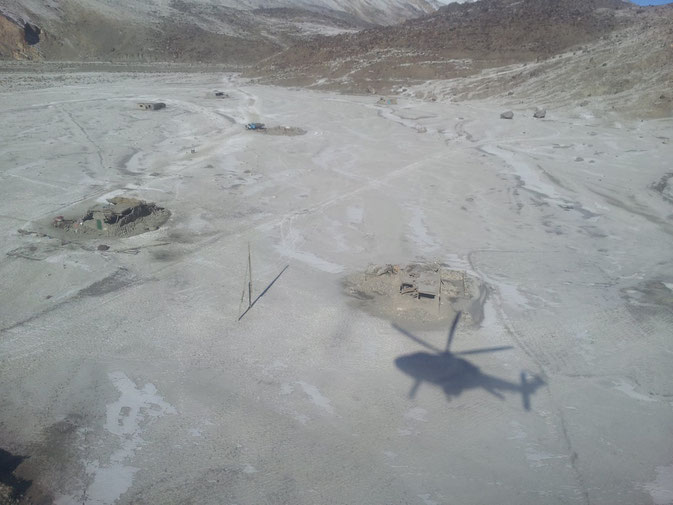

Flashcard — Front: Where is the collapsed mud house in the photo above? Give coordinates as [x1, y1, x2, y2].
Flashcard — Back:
[346, 263, 487, 327]
[52, 196, 170, 238]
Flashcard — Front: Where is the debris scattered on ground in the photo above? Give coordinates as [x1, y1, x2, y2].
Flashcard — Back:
[137, 102, 166, 111]
[377, 97, 398, 105]
[651, 172, 673, 203]
[52, 196, 170, 238]
[263, 126, 307, 136]
[622, 279, 673, 310]
[246, 123, 306, 136]
[345, 263, 487, 328]
[500, 110, 514, 119]
[214, 91, 229, 98]
[533, 107, 547, 118]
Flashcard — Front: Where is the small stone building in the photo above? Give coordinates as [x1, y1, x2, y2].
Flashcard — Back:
[137, 102, 166, 111]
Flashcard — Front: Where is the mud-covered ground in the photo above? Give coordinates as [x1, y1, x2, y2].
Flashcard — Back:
[0, 71, 672, 505]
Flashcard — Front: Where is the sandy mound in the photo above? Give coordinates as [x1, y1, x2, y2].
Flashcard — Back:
[345, 263, 488, 328]
[52, 196, 170, 238]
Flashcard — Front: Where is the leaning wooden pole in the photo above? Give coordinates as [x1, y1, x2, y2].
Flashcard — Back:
[248, 243, 253, 308]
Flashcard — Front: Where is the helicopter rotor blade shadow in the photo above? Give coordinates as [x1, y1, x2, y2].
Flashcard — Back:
[392, 323, 442, 353]
[446, 310, 461, 352]
[455, 346, 513, 355]
[409, 379, 421, 399]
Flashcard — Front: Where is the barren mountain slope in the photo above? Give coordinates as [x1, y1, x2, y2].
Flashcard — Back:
[255, 0, 634, 82]
[0, 0, 438, 62]
[250, 0, 672, 118]
[412, 4, 673, 119]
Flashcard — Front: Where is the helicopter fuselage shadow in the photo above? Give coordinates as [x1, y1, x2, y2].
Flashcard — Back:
[393, 323, 544, 410]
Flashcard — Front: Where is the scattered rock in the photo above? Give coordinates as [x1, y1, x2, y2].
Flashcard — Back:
[97, 244, 110, 251]
[377, 97, 398, 105]
[579, 100, 590, 107]
[533, 107, 547, 118]
[575, 157, 584, 162]
[500, 110, 514, 119]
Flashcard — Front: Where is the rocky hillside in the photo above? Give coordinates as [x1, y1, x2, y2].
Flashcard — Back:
[0, 0, 438, 62]
[409, 4, 673, 119]
[245, 0, 672, 118]
[253, 0, 638, 87]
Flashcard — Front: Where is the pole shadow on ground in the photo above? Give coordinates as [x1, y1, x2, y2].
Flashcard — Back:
[238, 265, 290, 321]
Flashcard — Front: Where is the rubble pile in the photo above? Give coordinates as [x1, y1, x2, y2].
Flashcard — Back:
[52, 196, 170, 238]
[345, 263, 488, 327]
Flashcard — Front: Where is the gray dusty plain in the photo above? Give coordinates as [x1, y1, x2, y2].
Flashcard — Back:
[1, 71, 672, 505]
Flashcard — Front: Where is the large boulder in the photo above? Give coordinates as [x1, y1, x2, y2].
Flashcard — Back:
[533, 107, 547, 118]
[500, 110, 514, 119]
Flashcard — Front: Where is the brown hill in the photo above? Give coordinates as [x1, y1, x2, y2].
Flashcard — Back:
[249, 0, 673, 118]
[250, 0, 643, 87]
[0, 0, 432, 64]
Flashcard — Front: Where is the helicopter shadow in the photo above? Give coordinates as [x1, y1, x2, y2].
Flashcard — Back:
[393, 314, 544, 411]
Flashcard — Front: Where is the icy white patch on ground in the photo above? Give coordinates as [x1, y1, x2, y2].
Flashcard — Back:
[407, 206, 440, 251]
[58, 372, 176, 505]
[418, 493, 439, 505]
[296, 381, 335, 415]
[480, 144, 561, 201]
[404, 407, 427, 423]
[612, 379, 657, 403]
[274, 245, 344, 273]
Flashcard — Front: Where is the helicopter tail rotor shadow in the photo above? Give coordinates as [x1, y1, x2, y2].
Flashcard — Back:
[520, 371, 545, 411]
